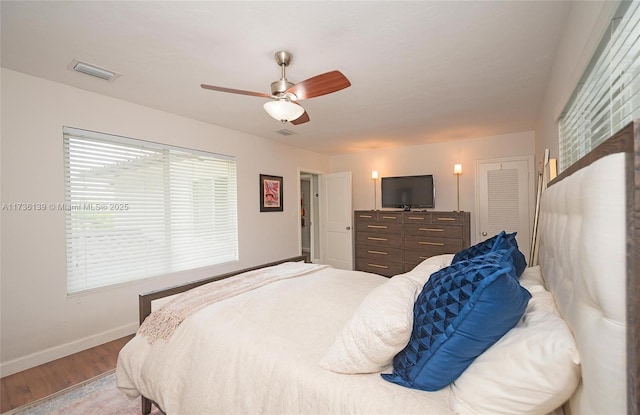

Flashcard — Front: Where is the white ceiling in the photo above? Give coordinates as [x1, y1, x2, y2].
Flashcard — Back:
[1, 1, 571, 155]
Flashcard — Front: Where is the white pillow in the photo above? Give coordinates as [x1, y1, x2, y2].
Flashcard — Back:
[405, 254, 454, 286]
[319, 254, 453, 374]
[451, 266, 581, 415]
[319, 274, 421, 373]
[518, 264, 546, 287]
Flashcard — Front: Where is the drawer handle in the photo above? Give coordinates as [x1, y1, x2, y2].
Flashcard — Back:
[367, 237, 388, 241]
[367, 225, 388, 229]
[382, 216, 398, 220]
[408, 216, 425, 220]
[368, 264, 389, 269]
[418, 228, 444, 232]
[437, 217, 456, 221]
[367, 250, 389, 255]
[359, 214, 373, 218]
[419, 241, 445, 246]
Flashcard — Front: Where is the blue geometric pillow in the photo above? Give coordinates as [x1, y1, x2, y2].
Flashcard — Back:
[452, 231, 505, 263]
[499, 232, 527, 277]
[382, 251, 531, 391]
[452, 231, 527, 277]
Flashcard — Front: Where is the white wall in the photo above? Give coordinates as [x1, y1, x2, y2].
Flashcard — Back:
[535, 1, 619, 168]
[0, 68, 329, 375]
[329, 131, 535, 245]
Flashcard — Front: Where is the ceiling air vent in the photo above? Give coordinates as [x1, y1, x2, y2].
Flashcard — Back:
[69, 59, 120, 81]
[275, 129, 295, 136]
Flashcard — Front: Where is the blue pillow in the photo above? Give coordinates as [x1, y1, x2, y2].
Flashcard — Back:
[452, 232, 504, 262]
[382, 252, 531, 391]
[452, 231, 527, 277]
[499, 232, 527, 277]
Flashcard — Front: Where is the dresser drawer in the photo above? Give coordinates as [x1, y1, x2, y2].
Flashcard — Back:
[357, 231, 403, 247]
[354, 212, 377, 222]
[404, 223, 463, 238]
[356, 245, 403, 261]
[377, 212, 403, 223]
[354, 211, 403, 224]
[403, 212, 432, 224]
[403, 235, 464, 251]
[431, 212, 465, 225]
[356, 221, 403, 234]
[356, 258, 403, 277]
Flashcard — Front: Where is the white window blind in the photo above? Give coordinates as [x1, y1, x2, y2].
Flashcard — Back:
[64, 127, 238, 294]
[559, 1, 640, 172]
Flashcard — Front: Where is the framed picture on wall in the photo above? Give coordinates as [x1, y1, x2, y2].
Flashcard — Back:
[260, 174, 283, 212]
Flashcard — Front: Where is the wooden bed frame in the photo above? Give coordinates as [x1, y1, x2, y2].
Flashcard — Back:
[133, 120, 639, 415]
[137, 254, 309, 414]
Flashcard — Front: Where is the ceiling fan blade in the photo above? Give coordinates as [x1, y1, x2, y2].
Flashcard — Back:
[286, 71, 351, 100]
[291, 110, 310, 125]
[200, 84, 271, 98]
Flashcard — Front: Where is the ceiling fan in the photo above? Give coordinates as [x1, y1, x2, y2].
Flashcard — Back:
[201, 51, 351, 125]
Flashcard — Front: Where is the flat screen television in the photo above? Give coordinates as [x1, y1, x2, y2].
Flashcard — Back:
[381, 174, 435, 210]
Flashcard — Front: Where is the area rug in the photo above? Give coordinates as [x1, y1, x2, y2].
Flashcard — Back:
[5, 369, 163, 415]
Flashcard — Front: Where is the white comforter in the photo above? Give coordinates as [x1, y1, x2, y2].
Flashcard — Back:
[116, 264, 453, 414]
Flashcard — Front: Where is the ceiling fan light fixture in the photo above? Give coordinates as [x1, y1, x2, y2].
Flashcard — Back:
[263, 100, 304, 123]
[201, 51, 350, 127]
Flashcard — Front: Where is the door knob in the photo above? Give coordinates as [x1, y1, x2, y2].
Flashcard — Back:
[346, 226, 351, 230]
[482, 231, 488, 236]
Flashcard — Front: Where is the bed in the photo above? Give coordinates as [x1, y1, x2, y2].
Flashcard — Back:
[116, 120, 639, 415]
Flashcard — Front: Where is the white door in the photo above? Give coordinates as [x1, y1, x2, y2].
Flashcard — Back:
[319, 171, 353, 270]
[476, 157, 533, 263]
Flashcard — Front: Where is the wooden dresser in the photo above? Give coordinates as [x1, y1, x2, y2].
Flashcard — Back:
[354, 210, 471, 277]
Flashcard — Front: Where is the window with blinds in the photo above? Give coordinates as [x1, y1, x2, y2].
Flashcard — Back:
[558, 1, 639, 172]
[63, 127, 238, 294]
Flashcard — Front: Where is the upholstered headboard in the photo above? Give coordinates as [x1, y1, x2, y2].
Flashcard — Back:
[537, 121, 638, 415]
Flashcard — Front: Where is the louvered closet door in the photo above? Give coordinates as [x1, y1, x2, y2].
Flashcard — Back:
[476, 157, 533, 263]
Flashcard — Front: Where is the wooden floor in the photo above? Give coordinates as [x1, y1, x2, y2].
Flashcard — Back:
[0, 335, 134, 413]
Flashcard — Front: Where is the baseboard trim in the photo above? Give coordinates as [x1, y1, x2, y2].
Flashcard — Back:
[0, 322, 137, 377]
